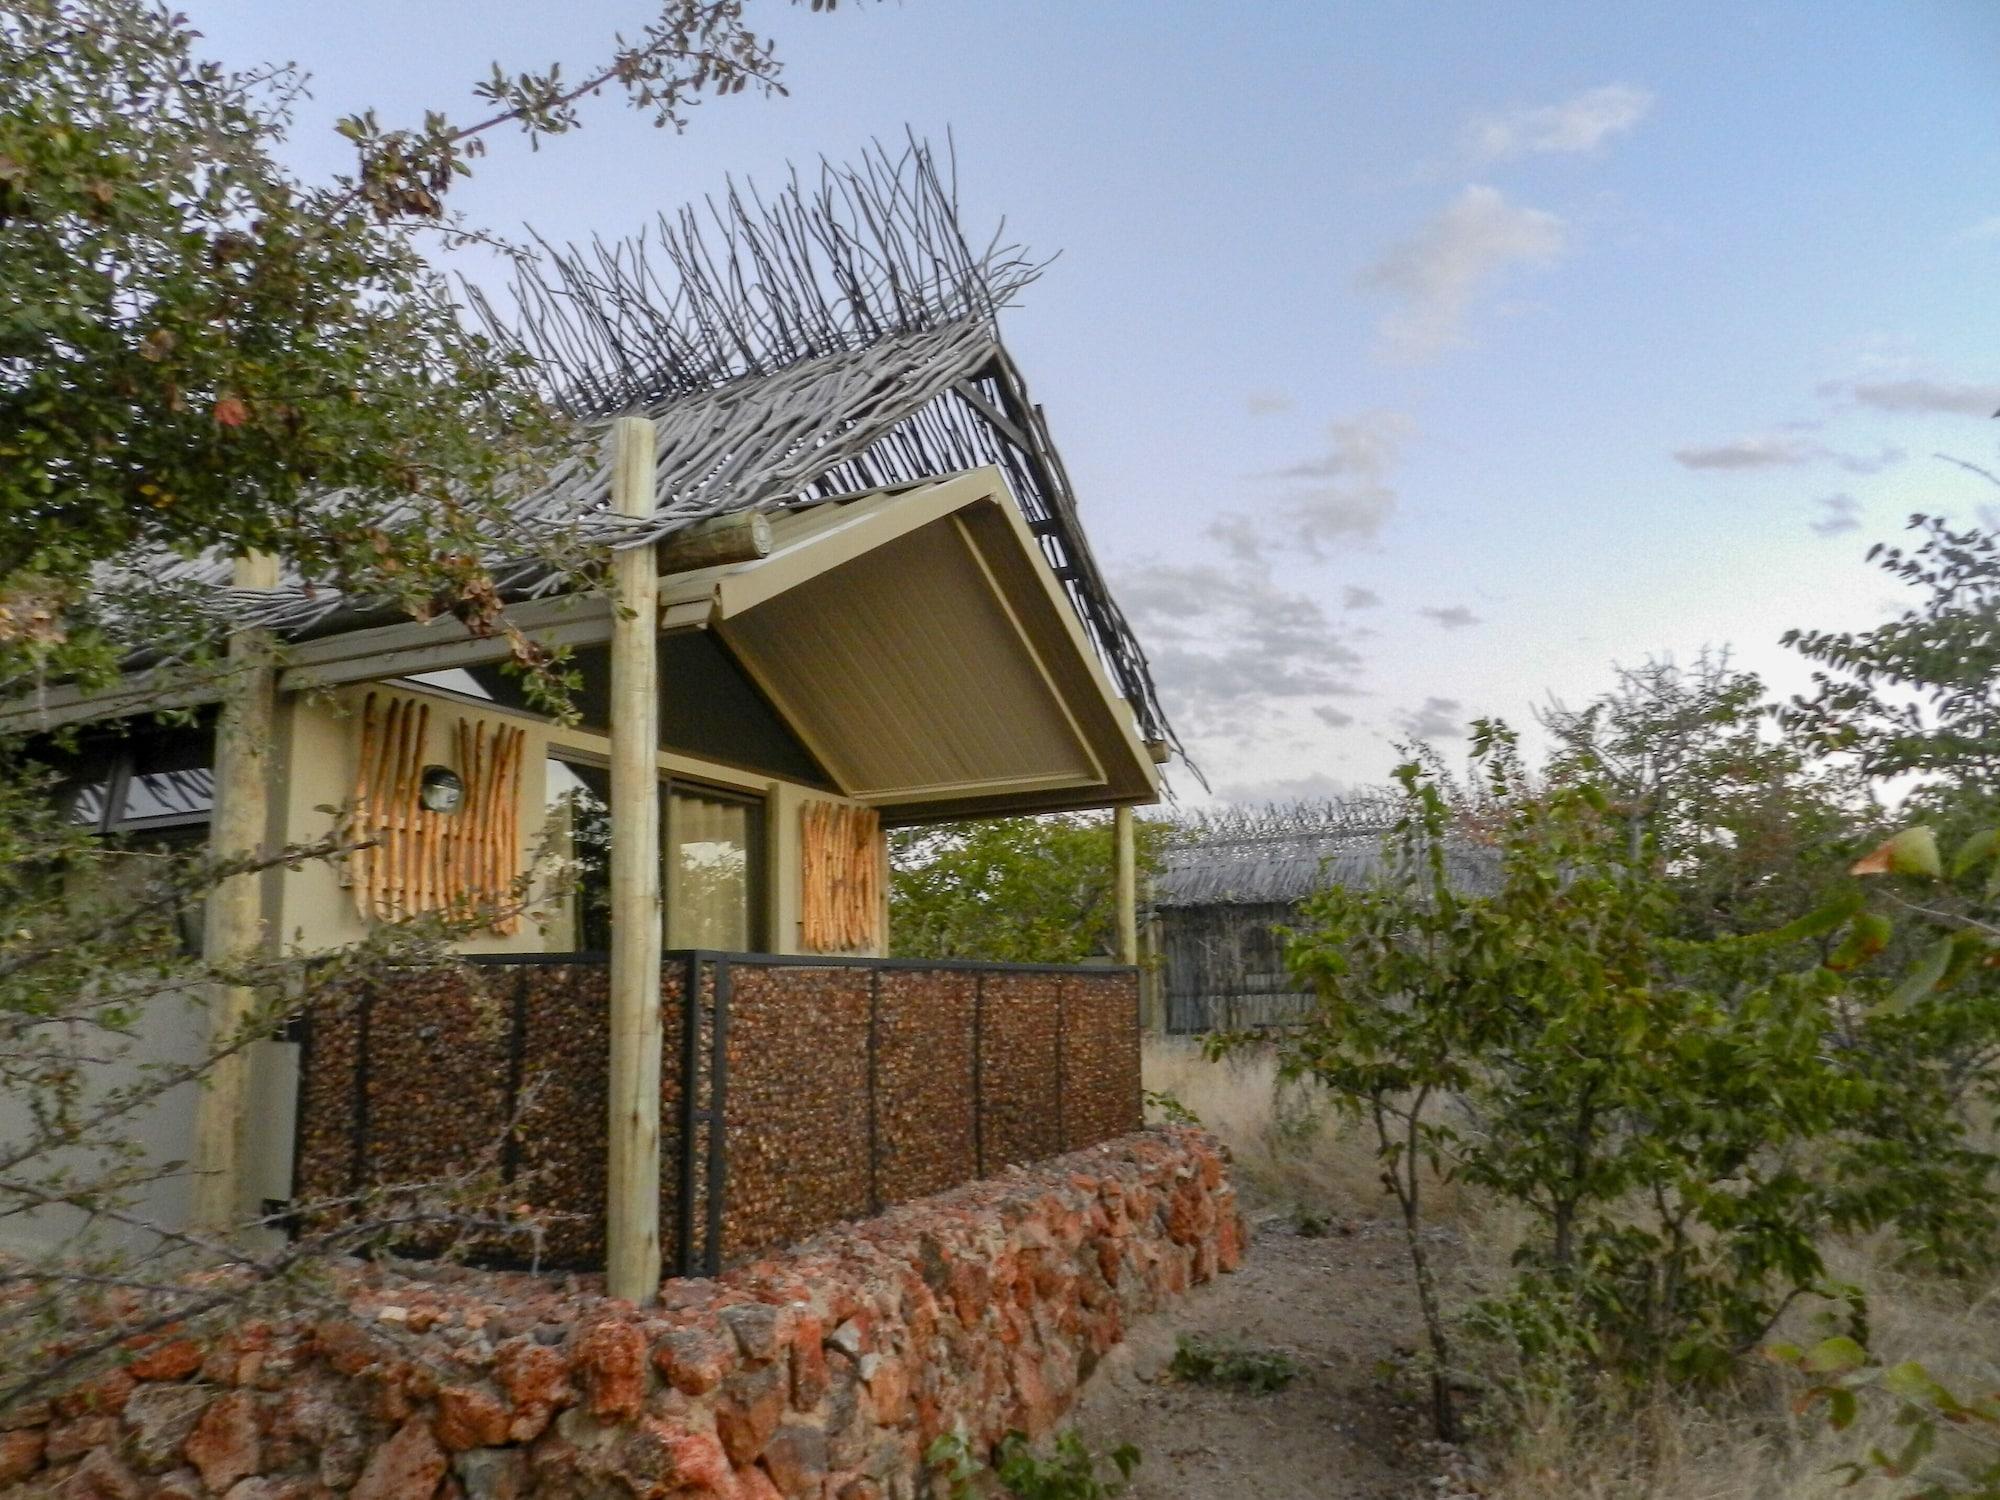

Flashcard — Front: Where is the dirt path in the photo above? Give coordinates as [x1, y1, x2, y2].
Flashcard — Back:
[1068, 1209, 1483, 1499]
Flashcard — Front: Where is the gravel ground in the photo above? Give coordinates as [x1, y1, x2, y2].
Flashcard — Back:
[1065, 1210, 1489, 1499]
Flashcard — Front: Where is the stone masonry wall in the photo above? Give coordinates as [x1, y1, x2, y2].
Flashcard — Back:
[2, 1128, 1241, 1500]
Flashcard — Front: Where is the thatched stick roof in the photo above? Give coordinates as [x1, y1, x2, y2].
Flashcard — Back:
[132, 137, 1183, 767]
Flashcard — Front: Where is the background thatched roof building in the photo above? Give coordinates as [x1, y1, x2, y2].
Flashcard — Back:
[1152, 797, 1500, 1033]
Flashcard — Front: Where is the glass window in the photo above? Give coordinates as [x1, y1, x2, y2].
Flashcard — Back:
[542, 761, 766, 954]
[545, 759, 613, 952]
[667, 785, 764, 952]
[41, 722, 216, 957]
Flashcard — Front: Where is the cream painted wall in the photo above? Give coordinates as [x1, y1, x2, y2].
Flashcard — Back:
[270, 681, 886, 961]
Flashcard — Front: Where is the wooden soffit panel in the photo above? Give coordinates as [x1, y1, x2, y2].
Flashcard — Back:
[717, 517, 1102, 803]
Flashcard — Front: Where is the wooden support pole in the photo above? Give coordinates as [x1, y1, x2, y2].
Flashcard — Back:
[1114, 805, 1138, 967]
[606, 416, 664, 1304]
[189, 552, 280, 1233]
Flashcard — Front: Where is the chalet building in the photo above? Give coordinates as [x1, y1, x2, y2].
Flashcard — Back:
[3, 146, 1174, 1297]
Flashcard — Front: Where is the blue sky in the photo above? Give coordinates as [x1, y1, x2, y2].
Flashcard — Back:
[197, 1, 2000, 802]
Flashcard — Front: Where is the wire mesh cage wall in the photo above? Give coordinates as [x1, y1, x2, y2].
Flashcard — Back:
[291, 951, 1143, 1275]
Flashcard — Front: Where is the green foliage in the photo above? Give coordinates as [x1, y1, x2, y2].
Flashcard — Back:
[1289, 1202, 1333, 1238]
[927, 1430, 1140, 1500]
[1141, 1088, 1200, 1126]
[1275, 725, 1884, 1431]
[1806, 822, 2000, 1274]
[1784, 514, 2000, 795]
[889, 814, 1166, 964]
[0, 0, 805, 696]
[1540, 651, 1873, 940]
[1167, 1334, 1303, 1392]
[0, 0, 566, 678]
[1773, 1336, 2000, 1499]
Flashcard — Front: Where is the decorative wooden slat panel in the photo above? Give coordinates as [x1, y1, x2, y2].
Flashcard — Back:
[348, 691, 524, 933]
[800, 800, 883, 953]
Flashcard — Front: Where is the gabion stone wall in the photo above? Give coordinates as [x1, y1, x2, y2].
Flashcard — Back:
[876, 969, 979, 1200]
[292, 956, 1142, 1273]
[719, 964, 873, 1259]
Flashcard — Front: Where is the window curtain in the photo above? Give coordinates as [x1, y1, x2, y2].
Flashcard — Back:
[667, 789, 755, 950]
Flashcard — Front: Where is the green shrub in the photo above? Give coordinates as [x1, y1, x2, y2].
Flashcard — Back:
[1167, 1334, 1302, 1393]
[927, 1430, 1140, 1500]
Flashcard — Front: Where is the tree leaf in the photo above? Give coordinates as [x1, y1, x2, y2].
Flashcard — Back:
[1881, 1360, 1948, 1405]
[1767, 887, 1865, 944]
[1884, 937, 1955, 1010]
[1803, 1336, 1868, 1375]
[1851, 827, 1941, 879]
[1828, 913, 1893, 971]
[1950, 827, 2000, 879]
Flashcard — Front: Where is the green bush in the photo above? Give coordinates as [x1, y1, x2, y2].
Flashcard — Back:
[1167, 1334, 1302, 1393]
[927, 1430, 1140, 1500]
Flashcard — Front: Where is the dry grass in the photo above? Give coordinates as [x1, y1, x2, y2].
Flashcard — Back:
[1142, 1036, 2000, 1499]
[1485, 1242, 2000, 1500]
[1142, 1035, 1418, 1217]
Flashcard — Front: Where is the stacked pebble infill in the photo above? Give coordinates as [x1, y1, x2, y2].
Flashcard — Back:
[1, 1128, 1242, 1500]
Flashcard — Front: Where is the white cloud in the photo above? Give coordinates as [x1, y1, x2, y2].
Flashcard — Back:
[1395, 697, 1465, 740]
[1810, 494, 1863, 537]
[1360, 186, 1565, 362]
[1836, 378, 2000, 417]
[1673, 433, 1817, 470]
[1955, 215, 2000, 244]
[1467, 84, 1656, 162]
[1420, 605, 1482, 629]
[1205, 514, 1266, 565]
[1342, 585, 1382, 610]
[1264, 408, 1416, 551]
[1673, 433, 1905, 473]
[1116, 556, 1369, 749]
[1833, 446, 1905, 476]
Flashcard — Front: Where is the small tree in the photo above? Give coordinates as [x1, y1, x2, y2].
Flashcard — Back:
[1541, 651, 1874, 940]
[1278, 726, 1872, 1434]
[890, 814, 1165, 964]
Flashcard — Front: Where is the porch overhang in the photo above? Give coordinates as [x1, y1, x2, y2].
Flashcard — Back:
[653, 467, 1161, 821]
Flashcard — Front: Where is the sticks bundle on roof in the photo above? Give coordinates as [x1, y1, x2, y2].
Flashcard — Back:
[466, 135, 1188, 773]
[470, 134, 1044, 415]
[348, 692, 525, 933]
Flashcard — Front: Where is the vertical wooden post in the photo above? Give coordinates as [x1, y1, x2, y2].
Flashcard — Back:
[189, 552, 280, 1233]
[1114, 805, 1138, 967]
[606, 416, 663, 1303]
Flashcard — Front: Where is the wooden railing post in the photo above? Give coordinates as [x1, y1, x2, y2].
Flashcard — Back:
[189, 552, 280, 1233]
[606, 416, 664, 1303]
[1114, 805, 1138, 967]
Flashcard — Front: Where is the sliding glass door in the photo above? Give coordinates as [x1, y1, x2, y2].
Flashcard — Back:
[546, 758, 765, 954]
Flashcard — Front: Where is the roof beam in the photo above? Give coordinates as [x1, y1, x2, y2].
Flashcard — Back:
[274, 595, 615, 692]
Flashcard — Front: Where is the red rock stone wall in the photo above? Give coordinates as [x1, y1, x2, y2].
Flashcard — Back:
[7, 1129, 1243, 1500]
[294, 961, 1143, 1274]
